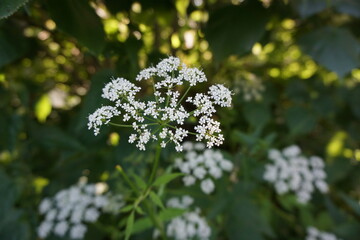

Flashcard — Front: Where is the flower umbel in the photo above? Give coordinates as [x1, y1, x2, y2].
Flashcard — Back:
[263, 145, 328, 204]
[153, 196, 211, 240]
[174, 141, 234, 194]
[88, 56, 232, 151]
[37, 180, 124, 239]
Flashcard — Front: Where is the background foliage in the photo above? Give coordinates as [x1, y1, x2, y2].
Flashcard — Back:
[1, 0, 360, 239]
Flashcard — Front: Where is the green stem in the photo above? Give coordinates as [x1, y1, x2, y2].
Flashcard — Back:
[163, 123, 197, 136]
[176, 85, 192, 107]
[143, 200, 167, 240]
[109, 122, 158, 128]
[116, 165, 139, 195]
[148, 141, 162, 185]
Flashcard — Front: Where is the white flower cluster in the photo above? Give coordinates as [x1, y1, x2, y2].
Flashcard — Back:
[88, 56, 232, 151]
[154, 195, 211, 240]
[174, 141, 234, 194]
[263, 145, 329, 204]
[37, 182, 124, 239]
[306, 226, 342, 240]
[237, 73, 265, 101]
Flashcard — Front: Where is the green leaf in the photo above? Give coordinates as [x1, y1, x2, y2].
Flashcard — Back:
[135, 206, 145, 215]
[225, 196, 273, 240]
[149, 191, 165, 209]
[152, 173, 183, 187]
[73, 69, 115, 134]
[125, 211, 135, 240]
[298, 26, 360, 77]
[47, 0, 105, 55]
[334, 0, 360, 18]
[133, 208, 186, 234]
[205, 1, 268, 61]
[285, 106, 316, 135]
[34, 94, 52, 123]
[0, 0, 29, 19]
[243, 102, 270, 128]
[292, 0, 328, 18]
[347, 85, 360, 119]
[339, 193, 360, 216]
[131, 173, 147, 190]
[0, 25, 30, 68]
[120, 205, 134, 213]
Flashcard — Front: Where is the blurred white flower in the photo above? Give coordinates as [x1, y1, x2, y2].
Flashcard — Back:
[88, 57, 232, 151]
[306, 226, 342, 240]
[263, 145, 329, 204]
[154, 196, 211, 240]
[174, 141, 234, 194]
[37, 181, 124, 239]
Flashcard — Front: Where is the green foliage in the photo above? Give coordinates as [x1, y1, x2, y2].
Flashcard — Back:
[205, 1, 268, 61]
[0, 0, 29, 19]
[299, 27, 360, 77]
[47, 0, 106, 55]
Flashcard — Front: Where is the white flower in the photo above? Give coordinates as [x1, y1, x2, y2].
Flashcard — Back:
[37, 181, 124, 239]
[282, 145, 301, 158]
[88, 57, 232, 151]
[263, 146, 329, 204]
[306, 226, 342, 240]
[208, 84, 233, 107]
[87, 106, 121, 136]
[54, 221, 69, 236]
[38, 221, 53, 238]
[84, 207, 100, 222]
[175, 142, 233, 194]
[39, 198, 52, 214]
[160, 196, 211, 240]
[201, 179, 215, 194]
[70, 224, 87, 239]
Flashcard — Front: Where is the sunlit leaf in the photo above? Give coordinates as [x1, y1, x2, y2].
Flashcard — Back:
[35, 94, 52, 123]
[205, 1, 268, 61]
[0, 0, 29, 19]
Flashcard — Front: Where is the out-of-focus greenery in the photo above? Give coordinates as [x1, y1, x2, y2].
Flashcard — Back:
[1, 0, 360, 239]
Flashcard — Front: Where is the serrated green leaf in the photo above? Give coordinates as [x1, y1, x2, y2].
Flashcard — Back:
[205, 1, 268, 61]
[152, 173, 183, 187]
[125, 211, 135, 240]
[0, 0, 29, 19]
[149, 191, 165, 209]
[47, 0, 105, 55]
[298, 26, 360, 77]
